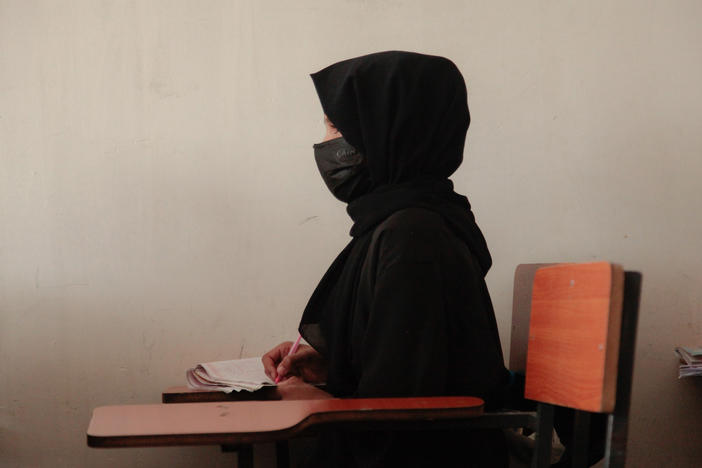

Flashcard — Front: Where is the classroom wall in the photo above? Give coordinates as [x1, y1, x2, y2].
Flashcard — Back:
[1, 1, 701, 466]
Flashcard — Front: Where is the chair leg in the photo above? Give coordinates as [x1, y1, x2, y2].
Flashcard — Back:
[604, 272, 642, 468]
[571, 410, 590, 468]
[532, 403, 554, 468]
[604, 413, 627, 468]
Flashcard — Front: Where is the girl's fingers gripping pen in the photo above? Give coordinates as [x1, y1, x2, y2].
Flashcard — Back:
[275, 334, 303, 384]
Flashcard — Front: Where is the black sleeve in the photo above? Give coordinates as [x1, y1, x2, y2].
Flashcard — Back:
[355, 230, 449, 397]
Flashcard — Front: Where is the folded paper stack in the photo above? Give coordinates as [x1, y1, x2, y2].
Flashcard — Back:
[675, 346, 702, 378]
[186, 357, 275, 392]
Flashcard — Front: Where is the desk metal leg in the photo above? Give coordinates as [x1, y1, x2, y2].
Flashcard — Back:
[275, 441, 290, 468]
[237, 444, 253, 468]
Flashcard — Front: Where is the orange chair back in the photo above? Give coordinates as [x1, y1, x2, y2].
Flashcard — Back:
[524, 262, 624, 412]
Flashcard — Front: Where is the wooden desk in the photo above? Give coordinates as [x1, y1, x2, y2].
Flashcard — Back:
[161, 385, 289, 466]
[88, 396, 484, 467]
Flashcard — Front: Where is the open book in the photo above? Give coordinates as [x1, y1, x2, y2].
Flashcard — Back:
[186, 357, 275, 392]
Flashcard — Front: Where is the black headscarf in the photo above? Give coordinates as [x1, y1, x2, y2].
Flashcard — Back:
[311, 50, 470, 186]
[300, 50, 491, 364]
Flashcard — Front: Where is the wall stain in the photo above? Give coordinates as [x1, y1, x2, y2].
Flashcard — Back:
[299, 216, 318, 225]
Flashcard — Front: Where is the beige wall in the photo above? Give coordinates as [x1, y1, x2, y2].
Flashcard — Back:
[2, 1, 701, 466]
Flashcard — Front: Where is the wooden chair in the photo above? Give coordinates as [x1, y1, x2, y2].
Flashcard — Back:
[502, 262, 641, 468]
[87, 261, 641, 468]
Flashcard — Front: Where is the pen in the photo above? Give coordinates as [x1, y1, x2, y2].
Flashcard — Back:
[275, 334, 302, 384]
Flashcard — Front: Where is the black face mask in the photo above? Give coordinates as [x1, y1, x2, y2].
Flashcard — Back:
[313, 137, 372, 203]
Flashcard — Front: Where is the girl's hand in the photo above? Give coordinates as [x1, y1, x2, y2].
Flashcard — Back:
[262, 342, 328, 384]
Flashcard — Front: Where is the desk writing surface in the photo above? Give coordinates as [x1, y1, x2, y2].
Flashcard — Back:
[87, 396, 484, 447]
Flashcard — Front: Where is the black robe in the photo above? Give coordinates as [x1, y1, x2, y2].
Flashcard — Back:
[298, 51, 511, 467]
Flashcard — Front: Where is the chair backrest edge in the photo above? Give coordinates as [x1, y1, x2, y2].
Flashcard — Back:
[509, 263, 555, 373]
